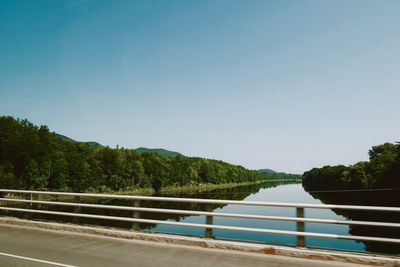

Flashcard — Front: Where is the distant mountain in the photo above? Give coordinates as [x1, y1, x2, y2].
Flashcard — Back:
[86, 141, 103, 147]
[55, 134, 181, 155]
[259, 168, 301, 179]
[135, 147, 182, 157]
[258, 168, 276, 174]
[55, 133, 75, 142]
[55, 133, 103, 147]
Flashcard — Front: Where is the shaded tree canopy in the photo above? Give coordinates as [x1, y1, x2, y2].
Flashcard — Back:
[302, 143, 400, 191]
[0, 116, 299, 192]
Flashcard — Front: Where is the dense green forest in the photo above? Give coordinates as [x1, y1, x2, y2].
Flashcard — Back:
[302, 143, 400, 191]
[0, 116, 299, 193]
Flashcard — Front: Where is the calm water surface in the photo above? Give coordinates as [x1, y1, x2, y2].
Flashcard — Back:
[154, 183, 365, 252]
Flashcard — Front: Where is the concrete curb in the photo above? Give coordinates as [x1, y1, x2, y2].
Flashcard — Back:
[0, 217, 399, 266]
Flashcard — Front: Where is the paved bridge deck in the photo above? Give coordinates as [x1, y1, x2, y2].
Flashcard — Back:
[0, 224, 370, 267]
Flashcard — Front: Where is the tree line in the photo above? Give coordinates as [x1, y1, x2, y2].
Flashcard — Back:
[302, 143, 400, 191]
[0, 116, 298, 193]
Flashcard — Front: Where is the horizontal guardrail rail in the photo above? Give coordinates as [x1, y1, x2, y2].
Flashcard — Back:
[2, 189, 400, 211]
[1, 197, 399, 228]
[0, 188, 399, 248]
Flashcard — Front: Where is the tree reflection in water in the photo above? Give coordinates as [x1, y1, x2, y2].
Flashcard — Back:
[306, 188, 400, 254]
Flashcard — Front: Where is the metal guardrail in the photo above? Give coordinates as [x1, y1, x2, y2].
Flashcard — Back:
[0, 189, 400, 248]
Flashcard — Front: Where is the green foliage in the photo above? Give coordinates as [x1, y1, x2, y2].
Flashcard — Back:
[0, 116, 299, 192]
[302, 143, 400, 190]
[135, 147, 182, 157]
[258, 169, 276, 174]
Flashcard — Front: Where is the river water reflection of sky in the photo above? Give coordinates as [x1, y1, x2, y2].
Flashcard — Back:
[154, 183, 366, 252]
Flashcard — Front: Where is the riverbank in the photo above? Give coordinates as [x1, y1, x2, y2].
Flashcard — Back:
[105, 179, 301, 196]
[0, 180, 300, 204]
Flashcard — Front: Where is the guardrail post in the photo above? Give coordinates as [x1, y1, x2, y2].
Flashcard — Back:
[296, 207, 306, 247]
[23, 193, 33, 219]
[36, 194, 41, 209]
[73, 196, 81, 224]
[204, 204, 213, 238]
[132, 200, 141, 230]
[29, 193, 33, 208]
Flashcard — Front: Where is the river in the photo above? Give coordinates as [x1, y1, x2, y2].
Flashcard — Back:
[154, 183, 367, 252]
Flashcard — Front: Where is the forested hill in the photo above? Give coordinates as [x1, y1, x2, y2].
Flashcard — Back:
[135, 147, 182, 157]
[55, 134, 180, 157]
[55, 133, 103, 147]
[0, 116, 299, 193]
[258, 169, 276, 174]
[302, 143, 400, 191]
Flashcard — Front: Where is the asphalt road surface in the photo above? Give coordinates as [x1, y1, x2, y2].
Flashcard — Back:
[0, 224, 368, 267]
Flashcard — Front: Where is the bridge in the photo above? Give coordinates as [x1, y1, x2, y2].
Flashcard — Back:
[0, 189, 399, 266]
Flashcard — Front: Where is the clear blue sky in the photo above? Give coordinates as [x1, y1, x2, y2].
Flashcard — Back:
[1, 0, 399, 173]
